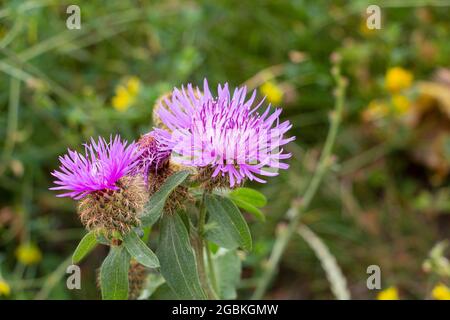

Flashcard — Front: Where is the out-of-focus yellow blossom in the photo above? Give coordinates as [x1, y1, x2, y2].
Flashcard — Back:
[0, 280, 10, 297]
[15, 243, 42, 265]
[432, 283, 450, 300]
[377, 286, 399, 300]
[362, 100, 389, 122]
[385, 67, 414, 93]
[260, 81, 283, 105]
[112, 86, 133, 112]
[126, 76, 141, 96]
[112, 76, 141, 112]
[392, 94, 411, 115]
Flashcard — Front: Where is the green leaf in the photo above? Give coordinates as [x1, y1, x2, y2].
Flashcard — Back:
[72, 231, 97, 264]
[228, 188, 267, 222]
[141, 170, 190, 226]
[151, 283, 179, 300]
[205, 194, 252, 251]
[229, 187, 267, 207]
[157, 213, 206, 299]
[230, 198, 265, 222]
[213, 248, 242, 299]
[123, 230, 159, 268]
[139, 273, 166, 299]
[100, 246, 130, 300]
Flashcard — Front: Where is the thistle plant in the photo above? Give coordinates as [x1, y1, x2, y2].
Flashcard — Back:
[50, 79, 294, 300]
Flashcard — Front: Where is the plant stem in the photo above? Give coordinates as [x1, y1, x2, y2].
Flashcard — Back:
[193, 192, 218, 299]
[206, 243, 218, 294]
[0, 77, 20, 175]
[252, 61, 347, 299]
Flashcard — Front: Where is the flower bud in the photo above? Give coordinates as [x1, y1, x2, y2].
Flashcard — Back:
[128, 261, 148, 300]
[78, 176, 147, 237]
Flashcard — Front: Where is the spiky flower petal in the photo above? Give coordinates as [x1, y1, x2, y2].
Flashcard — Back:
[50, 135, 140, 200]
[156, 79, 295, 187]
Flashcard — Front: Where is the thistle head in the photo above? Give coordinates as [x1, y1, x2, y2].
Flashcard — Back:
[77, 175, 147, 237]
[131, 130, 172, 186]
[50, 135, 141, 199]
[156, 79, 295, 188]
[50, 135, 147, 236]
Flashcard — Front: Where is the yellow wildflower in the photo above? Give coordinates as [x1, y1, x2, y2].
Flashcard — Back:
[260, 81, 283, 105]
[377, 286, 399, 300]
[112, 76, 141, 112]
[126, 76, 141, 96]
[385, 67, 414, 93]
[362, 100, 389, 122]
[15, 243, 42, 266]
[391, 94, 411, 115]
[432, 283, 450, 300]
[112, 86, 134, 112]
[0, 280, 10, 297]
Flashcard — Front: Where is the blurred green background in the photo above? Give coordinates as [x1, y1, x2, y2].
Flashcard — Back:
[0, 0, 449, 299]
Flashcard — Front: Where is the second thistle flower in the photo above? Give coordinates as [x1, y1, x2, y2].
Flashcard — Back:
[50, 135, 147, 237]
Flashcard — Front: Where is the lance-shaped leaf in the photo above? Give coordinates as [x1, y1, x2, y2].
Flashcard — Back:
[72, 231, 97, 264]
[100, 246, 130, 300]
[213, 248, 242, 299]
[205, 194, 252, 251]
[141, 170, 190, 226]
[229, 187, 267, 207]
[157, 213, 206, 299]
[229, 188, 267, 222]
[123, 230, 159, 268]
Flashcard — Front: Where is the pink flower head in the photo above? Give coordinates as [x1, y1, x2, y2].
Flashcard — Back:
[131, 129, 172, 183]
[156, 79, 295, 187]
[50, 135, 140, 199]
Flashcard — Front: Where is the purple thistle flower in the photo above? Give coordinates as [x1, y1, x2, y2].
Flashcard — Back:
[156, 79, 295, 187]
[50, 135, 140, 200]
[131, 129, 172, 183]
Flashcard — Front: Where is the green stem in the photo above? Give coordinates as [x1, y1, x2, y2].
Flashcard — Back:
[198, 193, 207, 235]
[0, 77, 20, 175]
[206, 243, 218, 294]
[193, 193, 218, 299]
[252, 62, 347, 299]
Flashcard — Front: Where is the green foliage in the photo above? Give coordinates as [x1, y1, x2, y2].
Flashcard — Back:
[157, 213, 206, 300]
[213, 248, 242, 300]
[100, 246, 130, 300]
[123, 230, 159, 268]
[205, 194, 252, 251]
[229, 187, 267, 222]
[1, 0, 449, 300]
[140, 170, 190, 226]
[140, 273, 166, 299]
[72, 231, 97, 264]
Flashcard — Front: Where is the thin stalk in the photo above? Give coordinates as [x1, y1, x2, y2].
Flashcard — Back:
[252, 62, 347, 299]
[193, 193, 218, 299]
[1, 77, 20, 175]
[206, 244, 218, 294]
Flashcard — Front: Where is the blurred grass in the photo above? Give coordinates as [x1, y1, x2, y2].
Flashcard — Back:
[0, 0, 449, 299]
